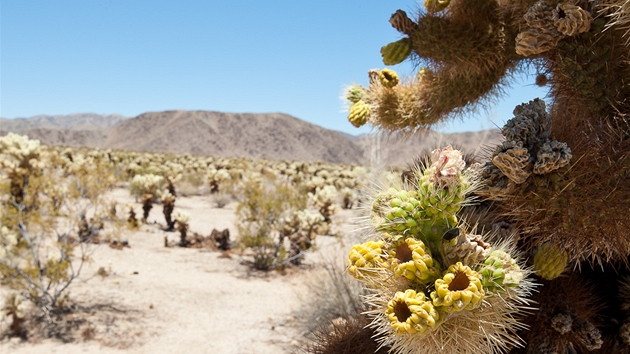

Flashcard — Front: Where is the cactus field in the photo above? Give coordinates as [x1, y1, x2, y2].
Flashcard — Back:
[0, 134, 391, 353]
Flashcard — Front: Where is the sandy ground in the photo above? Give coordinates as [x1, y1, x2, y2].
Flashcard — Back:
[0, 188, 365, 354]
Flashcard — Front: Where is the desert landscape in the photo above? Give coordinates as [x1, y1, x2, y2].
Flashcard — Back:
[5, 0, 630, 352]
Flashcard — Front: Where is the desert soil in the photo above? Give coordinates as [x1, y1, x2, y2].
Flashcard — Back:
[0, 188, 364, 354]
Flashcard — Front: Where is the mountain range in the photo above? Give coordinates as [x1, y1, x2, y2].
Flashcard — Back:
[0, 111, 502, 166]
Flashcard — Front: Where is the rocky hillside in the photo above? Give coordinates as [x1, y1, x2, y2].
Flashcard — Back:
[103, 111, 364, 164]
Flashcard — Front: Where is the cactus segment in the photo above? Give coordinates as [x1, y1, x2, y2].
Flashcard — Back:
[381, 39, 412, 66]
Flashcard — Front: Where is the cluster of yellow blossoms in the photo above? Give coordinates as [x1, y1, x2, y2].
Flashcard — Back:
[347, 146, 528, 347]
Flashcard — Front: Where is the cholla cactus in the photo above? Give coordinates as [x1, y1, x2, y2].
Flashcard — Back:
[1, 293, 27, 337]
[348, 240, 387, 279]
[309, 185, 338, 223]
[371, 188, 424, 235]
[417, 145, 469, 220]
[159, 189, 176, 230]
[130, 174, 164, 222]
[334, 0, 630, 351]
[164, 173, 181, 197]
[130, 173, 164, 199]
[0, 133, 43, 205]
[346, 146, 533, 354]
[207, 168, 232, 193]
[346, 69, 428, 134]
[381, 38, 413, 66]
[385, 289, 440, 335]
[126, 204, 139, 230]
[479, 250, 523, 290]
[533, 242, 569, 280]
[388, 236, 440, 284]
[173, 210, 191, 247]
[430, 262, 485, 313]
[348, 100, 371, 128]
[303, 175, 326, 194]
[345, 84, 367, 104]
[283, 209, 327, 265]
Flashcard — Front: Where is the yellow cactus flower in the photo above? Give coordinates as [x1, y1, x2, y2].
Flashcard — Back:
[347, 240, 386, 279]
[386, 289, 440, 335]
[431, 262, 484, 312]
[389, 237, 440, 284]
[379, 68, 399, 88]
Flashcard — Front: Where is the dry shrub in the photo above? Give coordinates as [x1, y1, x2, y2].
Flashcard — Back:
[210, 192, 232, 209]
[174, 171, 208, 197]
[297, 256, 387, 354]
[234, 175, 306, 270]
[175, 180, 203, 197]
[0, 134, 120, 338]
[299, 263, 366, 334]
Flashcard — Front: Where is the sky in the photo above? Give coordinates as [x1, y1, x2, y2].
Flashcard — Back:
[1, 0, 550, 135]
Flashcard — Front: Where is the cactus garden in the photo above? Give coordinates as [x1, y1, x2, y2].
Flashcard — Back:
[0, 133, 385, 352]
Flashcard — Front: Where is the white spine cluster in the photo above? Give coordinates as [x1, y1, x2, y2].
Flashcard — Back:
[130, 174, 164, 197]
[1, 293, 26, 321]
[0, 133, 43, 173]
[173, 210, 191, 224]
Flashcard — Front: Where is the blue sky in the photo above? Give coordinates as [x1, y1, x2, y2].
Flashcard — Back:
[1, 0, 549, 135]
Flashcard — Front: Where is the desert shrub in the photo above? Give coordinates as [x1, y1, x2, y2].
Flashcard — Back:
[176, 171, 207, 196]
[234, 175, 304, 270]
[234, 172, 333, 270]
[210, 192, 232, 209]
[299, 259, 366, 333]
[0, 134, 114, 334]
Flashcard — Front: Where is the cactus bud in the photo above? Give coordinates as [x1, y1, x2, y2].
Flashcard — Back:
[533, 242, 568, 280]
[345, 85, 366, 104]
[348, 100, 371, 127]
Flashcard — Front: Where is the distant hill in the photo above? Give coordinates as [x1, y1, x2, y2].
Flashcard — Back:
[103, 110, 364, 164]
[0, 113, 128, 131]
[0, 111, 502, 166]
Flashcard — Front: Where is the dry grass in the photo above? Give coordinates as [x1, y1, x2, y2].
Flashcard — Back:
[12, 301, 148, 349]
